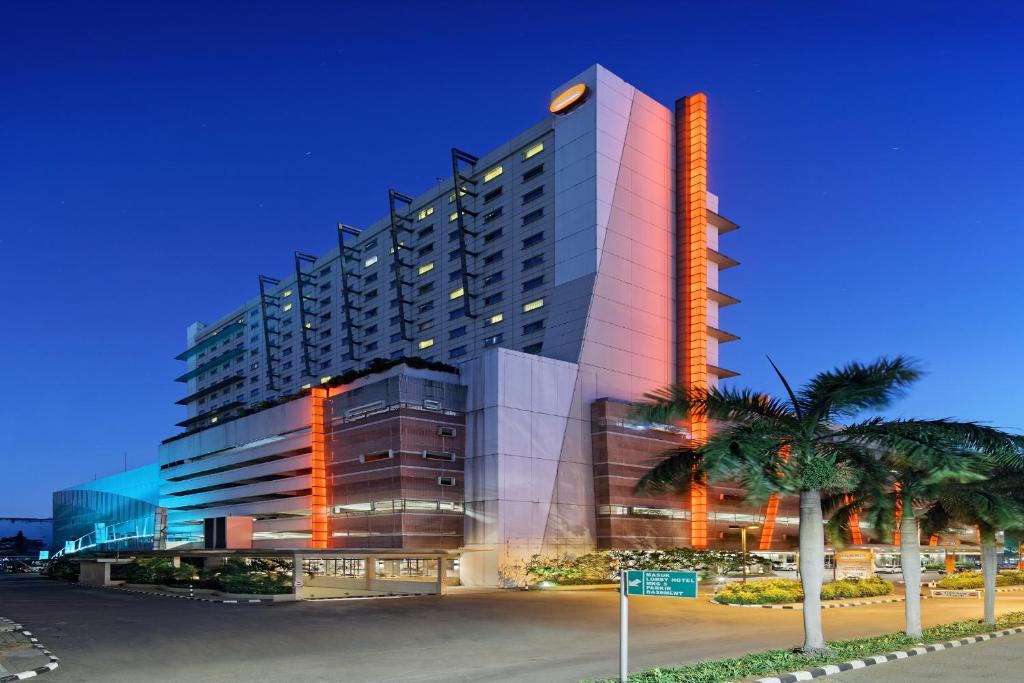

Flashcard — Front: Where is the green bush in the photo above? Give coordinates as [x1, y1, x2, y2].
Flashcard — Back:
[526, 548, 772, 586]
[937, 570, 1024, 589]
[45, 556, 79, 581]
[217, 572, 291, 594]
[125, 558, 176, 584]
[202, 557, 293, 594]
[821, 576, 892, 600]
[586, 611, 1024, 682]
[715, 577, 893, 605]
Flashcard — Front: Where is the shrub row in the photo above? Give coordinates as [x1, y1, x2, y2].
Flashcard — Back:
[48, 556, 294, 594]
[587, 611, 1024, 683]
[714, 577, 893, 605]
[937, 570, 1024, 590]
[527, 549, 772, 586]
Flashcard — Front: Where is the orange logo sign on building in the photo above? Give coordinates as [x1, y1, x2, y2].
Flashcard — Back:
[549, 83, 588, 114]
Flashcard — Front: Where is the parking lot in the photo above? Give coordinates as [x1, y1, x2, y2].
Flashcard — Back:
[3, 573, 1024, 682]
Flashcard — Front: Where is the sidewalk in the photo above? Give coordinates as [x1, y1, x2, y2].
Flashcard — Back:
[817, 629, 1024, 681]
[0, 619, 54, 679]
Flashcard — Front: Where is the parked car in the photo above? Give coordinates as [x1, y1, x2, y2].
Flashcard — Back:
[875, 566, 900, 574]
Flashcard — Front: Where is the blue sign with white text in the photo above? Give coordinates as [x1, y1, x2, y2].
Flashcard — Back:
[625, 570, 698, 598]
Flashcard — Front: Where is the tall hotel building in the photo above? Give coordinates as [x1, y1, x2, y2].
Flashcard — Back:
[58, 65, 790, 586]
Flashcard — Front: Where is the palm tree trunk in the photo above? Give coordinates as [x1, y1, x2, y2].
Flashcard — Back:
[899, 504, 922, 638]
[980, 526, 998, 626]
[798, 489, 829, 652]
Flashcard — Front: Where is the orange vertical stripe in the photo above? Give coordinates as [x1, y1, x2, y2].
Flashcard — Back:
[682, 93, 709, 550]
[844, 495, 863, 545]
[893, 483, 903, 545]
[929, 534, 939, 547]
[309, 387, 329, 548]
[758, 445, 790, 551]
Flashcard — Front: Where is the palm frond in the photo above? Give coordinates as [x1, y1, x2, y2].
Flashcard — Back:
[632, 385, 700, 425]
[635, 448, 701, 494]
[800, 356, 922, 420]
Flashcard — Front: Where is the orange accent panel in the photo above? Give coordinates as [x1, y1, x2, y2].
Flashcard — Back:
[681, 93, 709, 549]
[844, 494, 863, 545]
[893, 483, 902, 545]
[309, 387, 329, 548]
[758, 445, 790, 551]
[929, 534, 939, 547]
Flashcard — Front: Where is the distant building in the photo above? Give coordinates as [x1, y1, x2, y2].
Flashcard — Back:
[52, 464, 160, 553]
[0, 518, 52, 553]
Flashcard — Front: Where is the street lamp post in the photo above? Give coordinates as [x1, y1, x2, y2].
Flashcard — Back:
[730, 524, 760, 583]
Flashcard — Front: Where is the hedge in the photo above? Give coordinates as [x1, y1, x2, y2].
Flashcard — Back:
[585, 611, 1024, 683]
[714, 577, 893, 605]
[527, 549, 773, 586]
[937, 570, 1024, 590]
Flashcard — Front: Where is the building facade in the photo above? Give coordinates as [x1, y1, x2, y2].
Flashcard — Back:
[57, 65, 818, 586]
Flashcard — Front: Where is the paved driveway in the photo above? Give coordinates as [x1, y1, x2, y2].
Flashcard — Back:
[2, 575, 1022, 682]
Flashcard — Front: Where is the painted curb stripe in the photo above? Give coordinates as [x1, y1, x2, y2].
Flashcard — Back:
[0, 618, 59, 682]
[754, 626, 1024, 683]
[77, 584, 271, 605]
[712, 595, 929, 610]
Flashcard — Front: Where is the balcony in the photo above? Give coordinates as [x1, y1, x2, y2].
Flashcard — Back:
[174, 347, 246, 383]
[174, 321, 245, 361]
[707, 326, 740, 343]
[707, 248, 739, 271]
[707, 210, 739, 234]
[175, 374, 245, 405]
[707, 288, 740, 307]
[708, 364, 740, 380]
[175, 401, 244, 429]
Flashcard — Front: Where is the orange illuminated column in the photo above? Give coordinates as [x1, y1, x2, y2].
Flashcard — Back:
[844, 495, 863, 545]
[929, 534, 939, 547]
[678, 93, 709, 549]
[893, 483, 903, 545]
[758, 445, 791, 551]
[309, 387, 329, 549]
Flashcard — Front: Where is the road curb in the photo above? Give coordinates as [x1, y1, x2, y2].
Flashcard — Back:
[711, 595, 928, 610]
[754, 625, 1024, 683]
[0, 617, 59, 682]
[77, 584, 271, 604]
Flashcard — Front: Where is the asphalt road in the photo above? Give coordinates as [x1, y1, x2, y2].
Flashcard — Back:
[2, 575, 1022, 683]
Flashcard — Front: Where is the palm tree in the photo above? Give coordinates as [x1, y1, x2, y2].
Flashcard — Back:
[633, 357, 1024, 653]
[828, 448, 1011, 638]
[921, 468, 1024, 625]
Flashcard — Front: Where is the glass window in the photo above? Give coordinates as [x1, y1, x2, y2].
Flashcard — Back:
[484, 292, 503, 306]
[522, 209, 544, 226]
[523, 320, 545, 334]
[523, 141, 544, 160]
[418, 338, 434, 350]
[523, 298, 544, 313]
[417, 206, 434, 220]
[484, 313, 503, 326]
[483, 165, 503, 182]
[449, 326, 467, 339]
[364, 255, 378, 267]
[449, 346, 467, 359]
[418, 262, 434, 275]
[522, 164, 544, 182]
[449, 287, 465, 300]
[523, 276, 544, 292]
[522, 186, 544, 204]
[522, 254, 544, 270]
[483, 333, 503, 347]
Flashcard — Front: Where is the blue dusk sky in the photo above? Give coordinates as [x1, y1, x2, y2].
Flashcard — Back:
[2, 2, 1022, 517]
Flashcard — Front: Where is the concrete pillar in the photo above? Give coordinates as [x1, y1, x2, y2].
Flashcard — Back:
[292, 554, 305, 601]
[437, 555, 447, 596]
[171, 556, 181, 568]
[365, 556, 376, 590]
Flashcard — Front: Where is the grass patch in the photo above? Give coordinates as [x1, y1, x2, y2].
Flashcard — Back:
[584, 611, 1024, 683]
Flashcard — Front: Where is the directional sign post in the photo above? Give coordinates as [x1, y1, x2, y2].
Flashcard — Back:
[619, 570, 698, 681]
